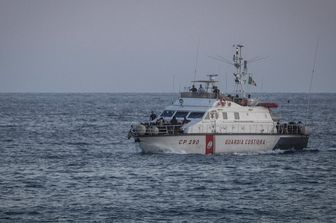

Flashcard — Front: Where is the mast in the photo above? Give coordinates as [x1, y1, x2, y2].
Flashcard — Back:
[305, 38, 319, 126]
[209, 44, 258, 97]
[233, 44, 246, 97]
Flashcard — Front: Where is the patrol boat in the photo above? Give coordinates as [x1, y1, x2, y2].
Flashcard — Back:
[128, 45, 309, 154]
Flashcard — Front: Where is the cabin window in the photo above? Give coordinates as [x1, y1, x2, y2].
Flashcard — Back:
[222, 112, 228, 120]
[160, 110, 175, 118]
[234, 112, 240, 120]
[175, 111, 189, 118]
[188, 112, 205, 119]
[204, 111, 218, 120]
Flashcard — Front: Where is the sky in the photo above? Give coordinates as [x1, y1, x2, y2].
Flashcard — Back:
[0, 0, 335, 93]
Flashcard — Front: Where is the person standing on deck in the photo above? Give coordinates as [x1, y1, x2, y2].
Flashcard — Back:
[198, 84, 205, 93]
[150, 111, 157, 121]
[190, 85, 197, 92]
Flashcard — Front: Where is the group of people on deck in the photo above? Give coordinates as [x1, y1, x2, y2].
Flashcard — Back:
[190, 84, 220, 97]
[149, 111, 190, 126]
[190, 84, 205, 93]
[169, 116, 190, 125]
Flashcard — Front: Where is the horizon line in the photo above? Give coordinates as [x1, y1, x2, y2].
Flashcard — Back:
[0, 91, 335, 94]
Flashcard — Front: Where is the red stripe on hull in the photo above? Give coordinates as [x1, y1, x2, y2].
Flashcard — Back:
[205, 135, 214, 155]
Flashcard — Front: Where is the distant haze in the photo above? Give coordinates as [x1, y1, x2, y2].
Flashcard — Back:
[0, 0, 335, 93]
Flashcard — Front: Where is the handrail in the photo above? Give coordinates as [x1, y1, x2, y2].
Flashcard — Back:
[180, 92, 222, 99]
[276, 123, 305, 135]
[146, 124, 183, 135]
[134, 122, 306, 137]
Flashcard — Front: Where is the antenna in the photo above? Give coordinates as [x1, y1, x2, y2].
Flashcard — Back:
[225, 72, 228, 93]
[305, 38, 319, 126]
[209, 55, 235, 66]
[172, 75, 175, 93]
[210, 44, 262, 97]
[193, 38, 200, 81]
[232, 44, 246, 97]
[246, 56, 269, 63]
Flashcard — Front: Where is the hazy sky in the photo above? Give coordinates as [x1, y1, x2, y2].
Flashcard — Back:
[1, 0, 335, 93]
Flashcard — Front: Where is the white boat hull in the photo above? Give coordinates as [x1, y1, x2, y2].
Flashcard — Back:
[137, 134, 308, 154]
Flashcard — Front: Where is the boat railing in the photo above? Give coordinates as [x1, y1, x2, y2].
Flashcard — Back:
[180, 91, 222, 99]
[209, 123, 275, 134]
[146, 124, 184, 136]
[213, 122, 305, 135]
[138, 122, 306, 136]
[276, 123, 306, 135]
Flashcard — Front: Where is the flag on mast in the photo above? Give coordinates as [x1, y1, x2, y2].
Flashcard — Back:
[248, 75, 257, 86]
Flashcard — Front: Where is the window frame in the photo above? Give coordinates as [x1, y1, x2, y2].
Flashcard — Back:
[187, 112, 205, 119]
[234, 112, 240, 120]
[160, 110, 176, 118]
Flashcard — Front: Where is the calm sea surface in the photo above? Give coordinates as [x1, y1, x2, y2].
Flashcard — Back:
[0, 93, 335, 222]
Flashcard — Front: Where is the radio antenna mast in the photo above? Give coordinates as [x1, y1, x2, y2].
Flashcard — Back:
[193, 38, 200, 81]
[232, 44, 246, 97]
[305, 38, 319, 126]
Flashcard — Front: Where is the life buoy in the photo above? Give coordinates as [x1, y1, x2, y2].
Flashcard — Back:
[179, 98, 184, 105]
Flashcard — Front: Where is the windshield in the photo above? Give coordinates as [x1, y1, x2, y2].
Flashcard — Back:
[188, 112, 205, 119]
[160, 110, 175, 118]
[175, 111, 189, 118]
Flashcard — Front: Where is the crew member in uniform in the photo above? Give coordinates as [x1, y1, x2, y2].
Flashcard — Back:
[198, 84, 205, 93]
[190, 85, 197, 92]
[150, 111, 157, 121]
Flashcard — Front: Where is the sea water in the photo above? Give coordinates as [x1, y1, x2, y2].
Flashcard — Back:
[0, 93, 335, 222]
